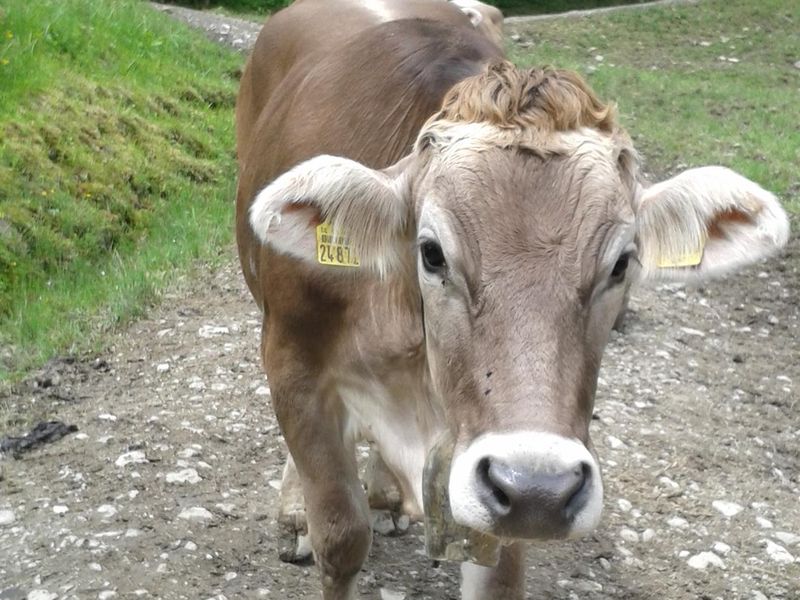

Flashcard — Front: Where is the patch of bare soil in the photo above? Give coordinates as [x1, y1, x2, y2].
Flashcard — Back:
[1, 236, 798, 600]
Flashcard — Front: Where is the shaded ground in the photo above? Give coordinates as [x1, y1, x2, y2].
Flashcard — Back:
[1, 4, 798, 600]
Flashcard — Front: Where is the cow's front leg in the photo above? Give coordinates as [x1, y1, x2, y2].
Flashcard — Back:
[272, 377, 372, 600]
[460, 542, 526, 600]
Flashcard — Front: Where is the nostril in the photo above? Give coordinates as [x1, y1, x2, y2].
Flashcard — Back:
[477, 457, 511, 515]
[564, 461, 592, 520]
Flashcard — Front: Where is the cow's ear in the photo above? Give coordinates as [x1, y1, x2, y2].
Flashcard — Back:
[249, 155, 412, 276]
[635, 166, 790, 281]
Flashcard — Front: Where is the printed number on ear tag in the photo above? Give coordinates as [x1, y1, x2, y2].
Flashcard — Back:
[316, 222, 360, 267]
[656, 246, 704, 269]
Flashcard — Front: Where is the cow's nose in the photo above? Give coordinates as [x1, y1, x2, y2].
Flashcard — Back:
[476, 456, 591, 535]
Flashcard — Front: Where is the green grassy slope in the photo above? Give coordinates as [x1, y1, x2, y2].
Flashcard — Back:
[0, 0, 241, 379]
[508, 0, 800, 211]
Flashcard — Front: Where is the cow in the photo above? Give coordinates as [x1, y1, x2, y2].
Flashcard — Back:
[235, 1, 790, 598]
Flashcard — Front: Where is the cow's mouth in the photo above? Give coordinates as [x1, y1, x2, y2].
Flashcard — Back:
[422, 434, 503, 567]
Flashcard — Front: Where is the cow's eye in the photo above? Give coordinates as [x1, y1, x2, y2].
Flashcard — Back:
[421, 240, 446, 272]
[610, 252, 630, 284]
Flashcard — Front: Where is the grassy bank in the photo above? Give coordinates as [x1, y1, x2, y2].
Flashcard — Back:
[0, 0, 241, 380]
[507, 0, 800, 212]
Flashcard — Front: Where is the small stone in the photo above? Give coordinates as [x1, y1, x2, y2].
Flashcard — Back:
[156, 363, 170, 373]
[712, 500, 743, 517]
[53, 505, 69, 515]
[255, 385, 270, 396]
[96, 505, 118, 520]
[215, 503, 237, 517]
[752, 592, 768, 600]
[712, 541, 731, 556]
[794, 60, 800, 70]
[617, 498, 632, 512]
[198, 325, 229, 338]
[98, 592, 117, 600]
[687, 551, 725, 570]
[178, 507, 214, 523]
[667, 516, 688, 529]
[223, 572, 237, 581]
[606, 435, 625, 449]
[598, 557, 611, 570]
[641, 528, 656, 543]
[0, 509, 16, 526]
[619, 527, 639, 543]
[166, 468, 201, 484]
[396, 514, 410, 532]
[773, 531, 800, 546]
[380, 590, 406, 600]
[185, 541, 198, 551]
[762, 539, 794, 564]
[575, 581, 603, 593]
[115, 450, 147, 468]
[27, 591, 58, 600]
[679, 326, 705, 337]
[756, 516, 773, 529]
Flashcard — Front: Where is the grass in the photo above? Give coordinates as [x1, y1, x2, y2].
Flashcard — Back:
[507, 0, 800, 212]
[0, 0, 241, 381]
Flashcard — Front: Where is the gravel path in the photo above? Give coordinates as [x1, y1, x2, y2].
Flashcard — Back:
[1, 4, 798, 600]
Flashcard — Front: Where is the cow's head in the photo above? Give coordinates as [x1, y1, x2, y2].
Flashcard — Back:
[249, 62, 789, 542]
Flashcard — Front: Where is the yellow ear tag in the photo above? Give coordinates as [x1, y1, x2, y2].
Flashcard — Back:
[656, 239, 705, 269]
[315, 222, 360, 267]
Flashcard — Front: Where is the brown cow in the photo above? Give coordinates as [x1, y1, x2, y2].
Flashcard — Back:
[235, 1, 789, 598]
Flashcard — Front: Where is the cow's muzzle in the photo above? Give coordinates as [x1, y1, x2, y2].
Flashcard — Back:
[447, 431, 603, 539]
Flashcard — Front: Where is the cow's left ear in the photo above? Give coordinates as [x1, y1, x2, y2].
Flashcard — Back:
[635, 166, 790, 281]
[249, 155, 412, 276]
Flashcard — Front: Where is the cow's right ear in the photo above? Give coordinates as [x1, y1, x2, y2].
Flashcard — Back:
[249, 155, 412, 276]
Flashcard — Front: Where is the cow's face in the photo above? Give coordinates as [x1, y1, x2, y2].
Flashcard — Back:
[411, 124, 636, 538]
[248, 63, 789, 542]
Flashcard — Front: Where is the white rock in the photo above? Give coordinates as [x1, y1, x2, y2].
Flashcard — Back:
[616, 498, 632, 512]
[215, 503, 237, 516]
[667, 516, 688, 529]
[98, 592, 117, 600]
[761, 539, 794, 564]
[115, 450, 147, 468]
[88, 562, 102, 572]
[98, 413, 117, 421]
[178, 507, 214, 522]
[658, 476, 680, 492]
[0, 509, 16, 526]
[619, 527, 639, 543]
[641, 528, 656, 543]
[255, 385, 270, 396]
[756, 516, 773, 529]
[224, 572, 237, 581]
[606, 435, 625, 449]
[166, 468, 201, 485]
[380, 590, 406, 600]
[198, 325, 229, 338]
[687, 551, 725, 570]
[679, 326, 705, 337]
[773, 531, 800, 546]
[752, 592, 768, 600]
[125, 528, 143, 538]
[373, 513, 397, 536]
[96, 504, 118, 520]
[712, 541, 731, 556]
[185, 541, 198, 551]
[712, 500, 743, 517]
[156, 363, 170, 373]
[53, 505, 69, 515]
[27, 591, 58, 600]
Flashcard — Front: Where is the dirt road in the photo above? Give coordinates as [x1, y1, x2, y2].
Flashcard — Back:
[1, 5, 798, 600]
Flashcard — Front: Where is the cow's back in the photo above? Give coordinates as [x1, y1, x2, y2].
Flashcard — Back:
[236, 6, 502, 310]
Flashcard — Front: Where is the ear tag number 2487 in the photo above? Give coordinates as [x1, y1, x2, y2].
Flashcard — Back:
[316, 222, 360, 267]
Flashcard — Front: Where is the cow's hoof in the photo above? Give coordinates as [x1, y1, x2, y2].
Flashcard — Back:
[371, 509, 411, 537]
[277, 514, 314, 565]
